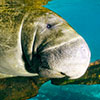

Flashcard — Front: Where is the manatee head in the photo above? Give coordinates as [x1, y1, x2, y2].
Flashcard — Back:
[22, 10, 91, 79]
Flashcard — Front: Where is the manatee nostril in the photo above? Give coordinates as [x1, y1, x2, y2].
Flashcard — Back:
[81, 46, 87, 52]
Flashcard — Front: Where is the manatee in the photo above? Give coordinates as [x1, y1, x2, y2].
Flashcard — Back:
[0, 1, 91, 80]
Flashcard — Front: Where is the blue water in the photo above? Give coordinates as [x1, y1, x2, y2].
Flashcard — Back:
[30, 81, 100, 100]
[30, 0, 100, 100]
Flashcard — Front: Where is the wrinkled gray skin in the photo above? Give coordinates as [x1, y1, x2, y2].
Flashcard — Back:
[0, 8, 91, 79]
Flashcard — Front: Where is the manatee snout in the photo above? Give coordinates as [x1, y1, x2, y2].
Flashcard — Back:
[34, 13, 91, 79]
[39, 36, 90, 79]
[22, 11, 90, 79]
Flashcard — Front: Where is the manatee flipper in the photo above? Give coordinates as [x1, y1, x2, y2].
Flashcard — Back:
[0, 72, 38, 79]
[0, 73, 13, 79]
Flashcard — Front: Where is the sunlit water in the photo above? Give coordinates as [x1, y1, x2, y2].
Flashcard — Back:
[30, 0, 100, 100]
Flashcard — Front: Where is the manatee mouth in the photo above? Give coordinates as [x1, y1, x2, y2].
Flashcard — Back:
[38, 36, 91, 79]
[38, 67, 68, 78]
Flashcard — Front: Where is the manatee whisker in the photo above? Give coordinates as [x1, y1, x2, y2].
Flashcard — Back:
[41, 36, 81, 52]
[53, 22, 63, 28]
[32, 27, 38, 55]
[36, 39, 50, 53]
[40, 28, 47, 34]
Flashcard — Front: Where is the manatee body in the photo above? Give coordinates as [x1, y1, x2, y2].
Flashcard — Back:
[0, 6, 91, 79]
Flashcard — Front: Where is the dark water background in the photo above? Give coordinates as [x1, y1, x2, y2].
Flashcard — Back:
[30, 0, 100, 100]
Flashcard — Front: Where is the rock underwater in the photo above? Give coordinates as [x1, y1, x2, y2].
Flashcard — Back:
[0, 0, 96, 100]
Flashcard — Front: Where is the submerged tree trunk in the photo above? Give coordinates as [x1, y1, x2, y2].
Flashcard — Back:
[0, 76, 49, 100]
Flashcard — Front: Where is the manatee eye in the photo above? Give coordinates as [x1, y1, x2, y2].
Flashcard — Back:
[47, 24, 52, 29]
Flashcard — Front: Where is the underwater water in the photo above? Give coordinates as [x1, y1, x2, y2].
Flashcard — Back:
[30, 0, 100, 100]
[30, 81, 100, 100]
